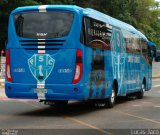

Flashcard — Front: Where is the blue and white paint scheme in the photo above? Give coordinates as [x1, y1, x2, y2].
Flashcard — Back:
[111, 27, 126, 93]
[5, 5, 153, 106]
[28, 54, 55, 83]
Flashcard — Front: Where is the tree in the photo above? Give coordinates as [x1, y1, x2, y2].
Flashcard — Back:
[134, 0, 160, 46]
[0, 0, 40, 50]
[0, 0, 160, 50]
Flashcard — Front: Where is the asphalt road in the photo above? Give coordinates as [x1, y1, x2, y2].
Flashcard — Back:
[152, 62, 160, 78]
[0, 79, 160, 135]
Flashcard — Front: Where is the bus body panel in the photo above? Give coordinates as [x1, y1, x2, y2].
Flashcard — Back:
[83, 45, 114, 99]
[6, 5, 87, 101]
[5, 82, 87, 100]
[5, 5, 152, 102]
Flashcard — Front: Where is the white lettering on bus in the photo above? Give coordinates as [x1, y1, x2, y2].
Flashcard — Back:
[39, 56, 44, 62]
[128, 56, 140, 63]
[48, 59, 53, 65]
[37, 33, 47, 36]
[58, 69, 72, 73]
[30, 59, 34, 65]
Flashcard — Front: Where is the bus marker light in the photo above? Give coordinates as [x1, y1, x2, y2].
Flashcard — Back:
[72, 50, 82, 84]
[74, 88, 78, 92]
[6, 50, 13, 82]
[8, 86, 11, 90]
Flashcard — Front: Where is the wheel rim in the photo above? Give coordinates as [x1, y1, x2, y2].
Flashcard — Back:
[111, 89, 115, 103]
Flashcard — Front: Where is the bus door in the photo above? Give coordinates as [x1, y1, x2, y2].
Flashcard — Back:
[126, 33, 141, 92]
[132, 34, 141, 91]
[125, 32, 134, 91]
[141, 40, 151, 90]
[146, 46, 153, 90]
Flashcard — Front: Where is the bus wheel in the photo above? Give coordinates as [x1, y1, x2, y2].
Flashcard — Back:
[137, 83, 145, 99]
[105, 85, 116, 108]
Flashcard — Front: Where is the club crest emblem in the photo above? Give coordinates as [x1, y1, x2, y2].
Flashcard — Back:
[28, 54, 55, 82]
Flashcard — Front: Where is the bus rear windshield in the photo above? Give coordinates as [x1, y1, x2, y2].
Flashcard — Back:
[14, 11, 74, 38]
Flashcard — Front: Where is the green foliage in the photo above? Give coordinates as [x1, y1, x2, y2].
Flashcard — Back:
[75, 0, 160, 48]
[0, 0, 40, 50]
[0, 0, 160, 50]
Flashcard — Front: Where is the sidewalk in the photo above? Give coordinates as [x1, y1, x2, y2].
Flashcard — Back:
[0, 79, 4, 87]
[152, 62, 160, 79]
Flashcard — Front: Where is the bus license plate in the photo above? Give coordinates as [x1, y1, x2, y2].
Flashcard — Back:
[34, 88, 47, 94]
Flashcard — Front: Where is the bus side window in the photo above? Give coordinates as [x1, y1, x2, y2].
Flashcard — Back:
[126, 38, 133, 54]
[141, 39, 151, 65]
[147, 46, 153, 65]
[123, 30, 133, 54]
[132, 34, 141, 55]
[81, 16, 111, 50]
[141, 40, 147, 58]
[137, 37, 141, 54]
[80, 17, 86, 45]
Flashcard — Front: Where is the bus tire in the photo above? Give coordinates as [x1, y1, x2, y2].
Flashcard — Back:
[106, 84, 116, 108]
[137, 83, 145, 99]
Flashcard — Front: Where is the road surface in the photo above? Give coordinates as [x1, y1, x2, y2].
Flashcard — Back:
[0, 79, 160, 135]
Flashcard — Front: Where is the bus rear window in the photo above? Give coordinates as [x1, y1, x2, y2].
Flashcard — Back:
[14, 12, 74, 38]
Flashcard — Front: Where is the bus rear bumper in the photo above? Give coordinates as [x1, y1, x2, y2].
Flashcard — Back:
[5, 82, 88, 101]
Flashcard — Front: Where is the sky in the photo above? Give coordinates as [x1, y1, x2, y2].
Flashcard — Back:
[155, 0, 160, 2]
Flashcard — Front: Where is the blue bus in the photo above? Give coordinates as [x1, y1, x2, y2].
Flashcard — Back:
[5, 5, 154, 108]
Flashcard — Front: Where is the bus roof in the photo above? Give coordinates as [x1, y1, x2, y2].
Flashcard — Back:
[12, 5, 148, 40]
[11, 5, 83, 14]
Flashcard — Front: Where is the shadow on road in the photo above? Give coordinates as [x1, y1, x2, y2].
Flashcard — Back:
[17, 96, 151, 117]
[116, 95, 151, 104]
[17, 101, 103, 117]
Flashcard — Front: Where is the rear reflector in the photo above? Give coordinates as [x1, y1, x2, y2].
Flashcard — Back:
[6, 50, 12, 82]
[72, 49, 82, 84]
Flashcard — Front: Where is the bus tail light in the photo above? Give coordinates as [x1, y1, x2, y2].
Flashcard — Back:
[72, 49, 83, 84]
[6, 49, 12, 82]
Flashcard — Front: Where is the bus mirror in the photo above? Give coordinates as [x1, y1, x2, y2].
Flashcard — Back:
[152, 50, 156, 58]
[155, 50, 160, 62]
[147, 42, 156, 58]
[155, 55, 160, 62]
[151, 46, 157, 58]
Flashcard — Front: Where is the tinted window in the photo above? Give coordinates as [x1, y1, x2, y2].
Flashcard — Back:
[141, 39, 152, 65]
[14, 12, 74, 38]
[142, 40, 147, 58]
[126, 37, 133, 53]
[132, 34, 141, 54]
[81, 16, 112, 50]
[123, 30, 140, 54]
